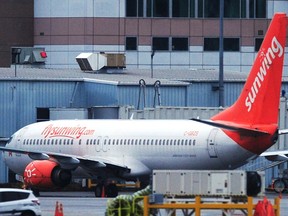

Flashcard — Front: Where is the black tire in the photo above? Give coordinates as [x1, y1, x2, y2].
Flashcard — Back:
[273, 179, 286, 193]
[95, 184, 103, 197]
[106, 183, 118, 198]
[21, 211, 35, 216]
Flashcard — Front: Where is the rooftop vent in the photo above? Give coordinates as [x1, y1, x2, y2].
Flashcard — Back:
[76, 53, 125, 72]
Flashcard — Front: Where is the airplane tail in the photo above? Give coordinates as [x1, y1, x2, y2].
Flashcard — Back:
[211, 13, 287, 127]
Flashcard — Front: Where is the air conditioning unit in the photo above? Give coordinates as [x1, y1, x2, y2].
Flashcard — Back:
[11, 47, 46, 65]
[76, 53, 107, 71]
[76, 53, 126, 71]
[106, 53, 126, 68]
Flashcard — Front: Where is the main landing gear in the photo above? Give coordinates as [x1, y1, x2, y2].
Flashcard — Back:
[95, 182, 118, 198]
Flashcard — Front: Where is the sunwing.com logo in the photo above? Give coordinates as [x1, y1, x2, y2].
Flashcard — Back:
[41, 124, 95, 139]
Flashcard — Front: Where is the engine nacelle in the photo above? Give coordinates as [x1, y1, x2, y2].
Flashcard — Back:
[23, 160, 72, 188]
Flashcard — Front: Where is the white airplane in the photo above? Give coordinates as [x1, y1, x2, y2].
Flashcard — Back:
[0, 13, 287, 197]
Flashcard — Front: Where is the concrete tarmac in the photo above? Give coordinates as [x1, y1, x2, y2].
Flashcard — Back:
[39, 191, 288, 216]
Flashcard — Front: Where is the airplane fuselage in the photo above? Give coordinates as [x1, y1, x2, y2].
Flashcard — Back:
[4, 119, 256, 179]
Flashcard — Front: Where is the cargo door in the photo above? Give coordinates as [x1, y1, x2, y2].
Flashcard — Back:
[207, 128, 218, 158]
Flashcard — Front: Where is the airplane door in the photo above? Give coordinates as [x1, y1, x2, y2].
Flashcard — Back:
[96, 136, 101, 152]
[207, 128, 218, 158]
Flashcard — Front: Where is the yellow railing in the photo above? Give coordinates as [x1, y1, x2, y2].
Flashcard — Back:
[142, 196, 281, 216]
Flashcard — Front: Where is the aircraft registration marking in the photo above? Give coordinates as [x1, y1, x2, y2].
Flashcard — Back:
[184, 131, 199, 137]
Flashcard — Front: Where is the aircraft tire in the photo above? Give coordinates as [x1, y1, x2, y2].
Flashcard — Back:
[95, 184, 103, 197]
[273, 178, 286, 193]
[106, 183, 118, 198]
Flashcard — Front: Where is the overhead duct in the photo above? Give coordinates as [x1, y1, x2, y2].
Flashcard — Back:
[76, 53, 126, 72]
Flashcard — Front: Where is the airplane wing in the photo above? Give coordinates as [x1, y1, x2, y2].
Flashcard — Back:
[260, 150, 288, 161]
[279, 129, 288, 135]
[0, 146, 130, 174]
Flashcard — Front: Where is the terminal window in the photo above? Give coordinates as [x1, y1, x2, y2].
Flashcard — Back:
[172, 38, 189, 51]
[255, 38, 263, 52]
[126, 0, 266, 18]
[152, 37, 169, 51]
[126, 37, 137, 51]
[204, 38, 240, 52]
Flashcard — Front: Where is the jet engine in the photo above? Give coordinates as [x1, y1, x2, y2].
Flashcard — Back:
[23, 160, 72, 188]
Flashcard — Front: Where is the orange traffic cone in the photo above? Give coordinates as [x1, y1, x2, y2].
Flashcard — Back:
[101, 185, 106, 198]
[54, 201, 64, 216]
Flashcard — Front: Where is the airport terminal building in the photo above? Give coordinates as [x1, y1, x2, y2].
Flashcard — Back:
[0, 0, 288, 72]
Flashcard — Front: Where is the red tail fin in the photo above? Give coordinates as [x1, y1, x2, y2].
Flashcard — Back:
[212, 13, 287, 126]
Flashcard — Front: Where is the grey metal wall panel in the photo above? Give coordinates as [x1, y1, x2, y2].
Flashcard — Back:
[84, 81, 118, 106]
[0, 158, 8, 183]
[118, 85, 187, 110]
[187, 82, 219, 107]
[0, 80, 86, 137]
